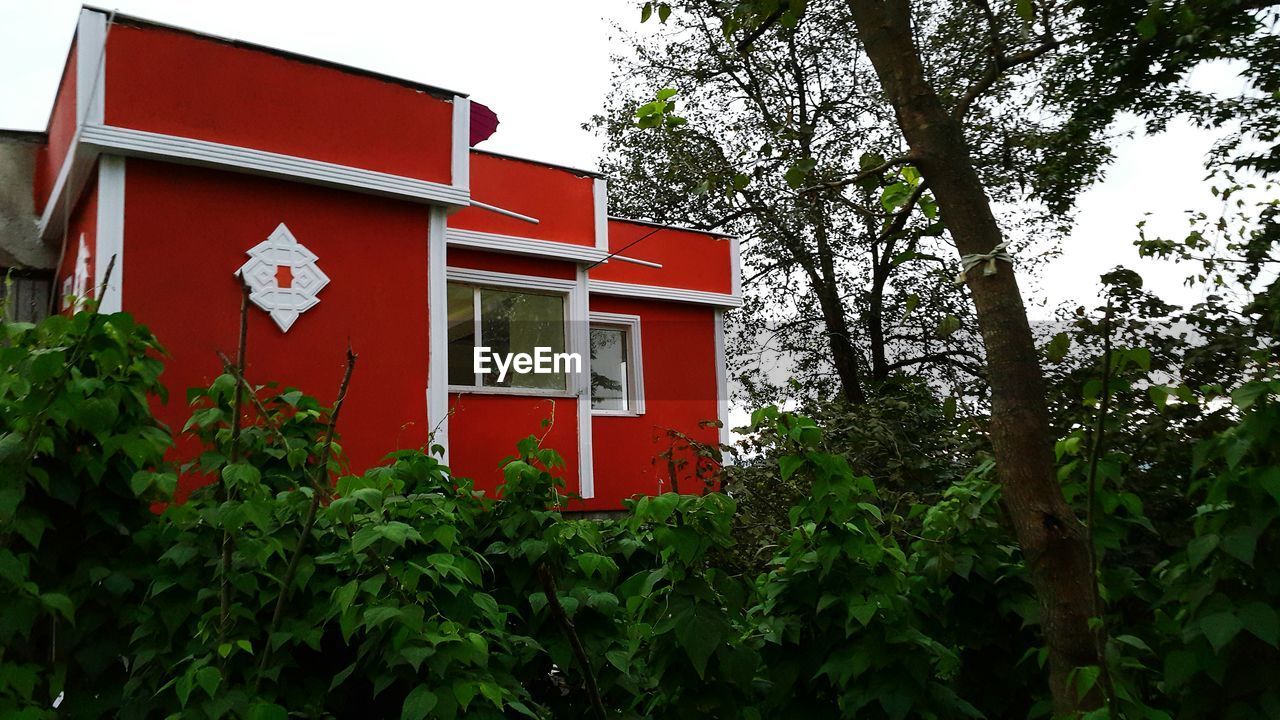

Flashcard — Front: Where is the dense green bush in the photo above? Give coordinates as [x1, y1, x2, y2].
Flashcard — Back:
[2, 290, 1279, 717]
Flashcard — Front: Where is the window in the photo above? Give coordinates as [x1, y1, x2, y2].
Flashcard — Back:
[589, 313, 644, 415]
[447, 281, 569, 391]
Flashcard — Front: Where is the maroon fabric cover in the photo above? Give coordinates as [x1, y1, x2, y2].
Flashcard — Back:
[469, 101, 499, 146]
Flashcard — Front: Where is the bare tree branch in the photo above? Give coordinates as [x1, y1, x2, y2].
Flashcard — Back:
[797, 153, 917, 193]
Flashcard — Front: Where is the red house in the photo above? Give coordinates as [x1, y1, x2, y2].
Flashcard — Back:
[1, 8, 740, 510]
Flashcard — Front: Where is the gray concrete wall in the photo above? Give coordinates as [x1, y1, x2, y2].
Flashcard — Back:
[0, 136, 56, 269]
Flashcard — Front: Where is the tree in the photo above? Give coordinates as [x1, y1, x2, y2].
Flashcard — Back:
[634, 0, 1279, 710]
[601, 0, 1042, 405]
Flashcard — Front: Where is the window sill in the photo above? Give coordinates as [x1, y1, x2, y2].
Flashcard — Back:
[591, 409, 645, 418]
[448, 385, 577, 399]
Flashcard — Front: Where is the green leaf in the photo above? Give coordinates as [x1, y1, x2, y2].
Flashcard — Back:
[1164, 650, 1198, 687]
[1200, 611, 1243, 652]
[195, 666, 221, 698]
[248, 703, 288, 720]
[221, 463, 262, 488]
[1136, 14, 1157, 40]
[779, 455, 806, 481]
[859, 152, 886, 171]
[902, 293, 919, 320]
[1112, 634, 1151, 653]
[130, 471, 155, 496]
[880, 182, 912, 211]
[1016, 0, 1034, 21]
[1221, 525, 1259, 566]
[77, 398, 119, 434]
[1148, 385, 1171, 410]
[1239, 602, 1279, 647]
[1232, 381, 1269, 410]
[0, 483, 24, 523]
[0, 431, 24, 464]
[1072, 665, 1101, 701]
[677, 612, 725, 678]
[936, 315, 961, 338]
[1045, 332, 1071, 363]
[1187, 534, 1218, 568]
[41, 592, 75, 622]
[402, 685, 438, 720]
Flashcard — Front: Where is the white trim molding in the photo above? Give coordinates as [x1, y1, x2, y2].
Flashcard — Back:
[446, 266, 579, 293]
[588, 311, 645, 417]
[95, 155, 125, 313]
[593, 178, 608, 251]
[729, 236, 742, 297]
[574, 266, 594, 498]
[446, 227, 609, 264]
[714, 309, 731, 448]
[444, 267, 581, 395]
[451, 96, 470, 191]
[427, 208, 451, 461]
[78, 123, 472, 207]
[76, 9, 107, 126]
[588, 279, 743, 308]
[37, 127, 94, 241]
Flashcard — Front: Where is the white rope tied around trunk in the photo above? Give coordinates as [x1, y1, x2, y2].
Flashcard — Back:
[954, 242, 1013, 286]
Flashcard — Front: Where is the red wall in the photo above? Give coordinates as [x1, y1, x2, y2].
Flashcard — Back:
[592, 220, 735, 295]
[35, 42, 77, 213]
[444, 247, 582, 497]
[581, 296, 721, 510]
[447, 393, 581, 499]
[104, 23, 455, 184]
[53, 170, 98, 309]
[449, 151, 597, 246]
[122, 159, 433, 495]
[448, 248, 576, 280]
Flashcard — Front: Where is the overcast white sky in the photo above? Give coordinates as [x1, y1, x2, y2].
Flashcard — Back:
[0, 0, 1251, 316]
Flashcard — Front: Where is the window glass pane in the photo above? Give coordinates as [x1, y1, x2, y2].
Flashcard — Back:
[479, 289, 566, 390]
[447, 283, 476, 386]
[590, 327, 628, 411]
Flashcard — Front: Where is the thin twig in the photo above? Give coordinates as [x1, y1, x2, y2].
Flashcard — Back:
[20, 255, 119, 463]
[735, 6, 786, 52]
[218, 279, 251, 667]
[95, 254, 117, 306]
[215, 350, 282, 444]
[256, 346, 358, 685]
[537, 562, 607, 720]
[797, 154, 916, 194]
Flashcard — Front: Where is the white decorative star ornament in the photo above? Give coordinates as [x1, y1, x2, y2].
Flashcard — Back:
[236, 223, 330, 332]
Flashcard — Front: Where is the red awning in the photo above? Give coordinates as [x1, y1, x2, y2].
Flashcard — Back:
[470, 101, 499, 146]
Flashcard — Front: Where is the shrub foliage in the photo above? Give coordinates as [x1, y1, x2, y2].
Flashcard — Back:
[2, 299, 1279, 718]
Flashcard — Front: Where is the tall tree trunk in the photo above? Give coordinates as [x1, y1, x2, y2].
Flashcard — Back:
[846, 0, 1103, 712]
[813, 202, 869, 404]
[867, 245, 890, 382]
[814, 273, 868, 405]
[750, 188, 869, 405]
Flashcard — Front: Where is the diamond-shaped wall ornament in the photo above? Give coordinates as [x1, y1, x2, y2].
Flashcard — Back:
[236, 223, 330, 332]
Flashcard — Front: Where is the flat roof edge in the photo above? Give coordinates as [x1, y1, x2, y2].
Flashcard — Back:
[471, 147, 605, 179]
[608, 215, 738, 240]
[82, 5, 468, 100]
[0, 129, 48, 144]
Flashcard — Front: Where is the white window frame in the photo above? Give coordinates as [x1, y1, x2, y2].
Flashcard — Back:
[445, 267, 580, 398]
[588, 311, 645, 416]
